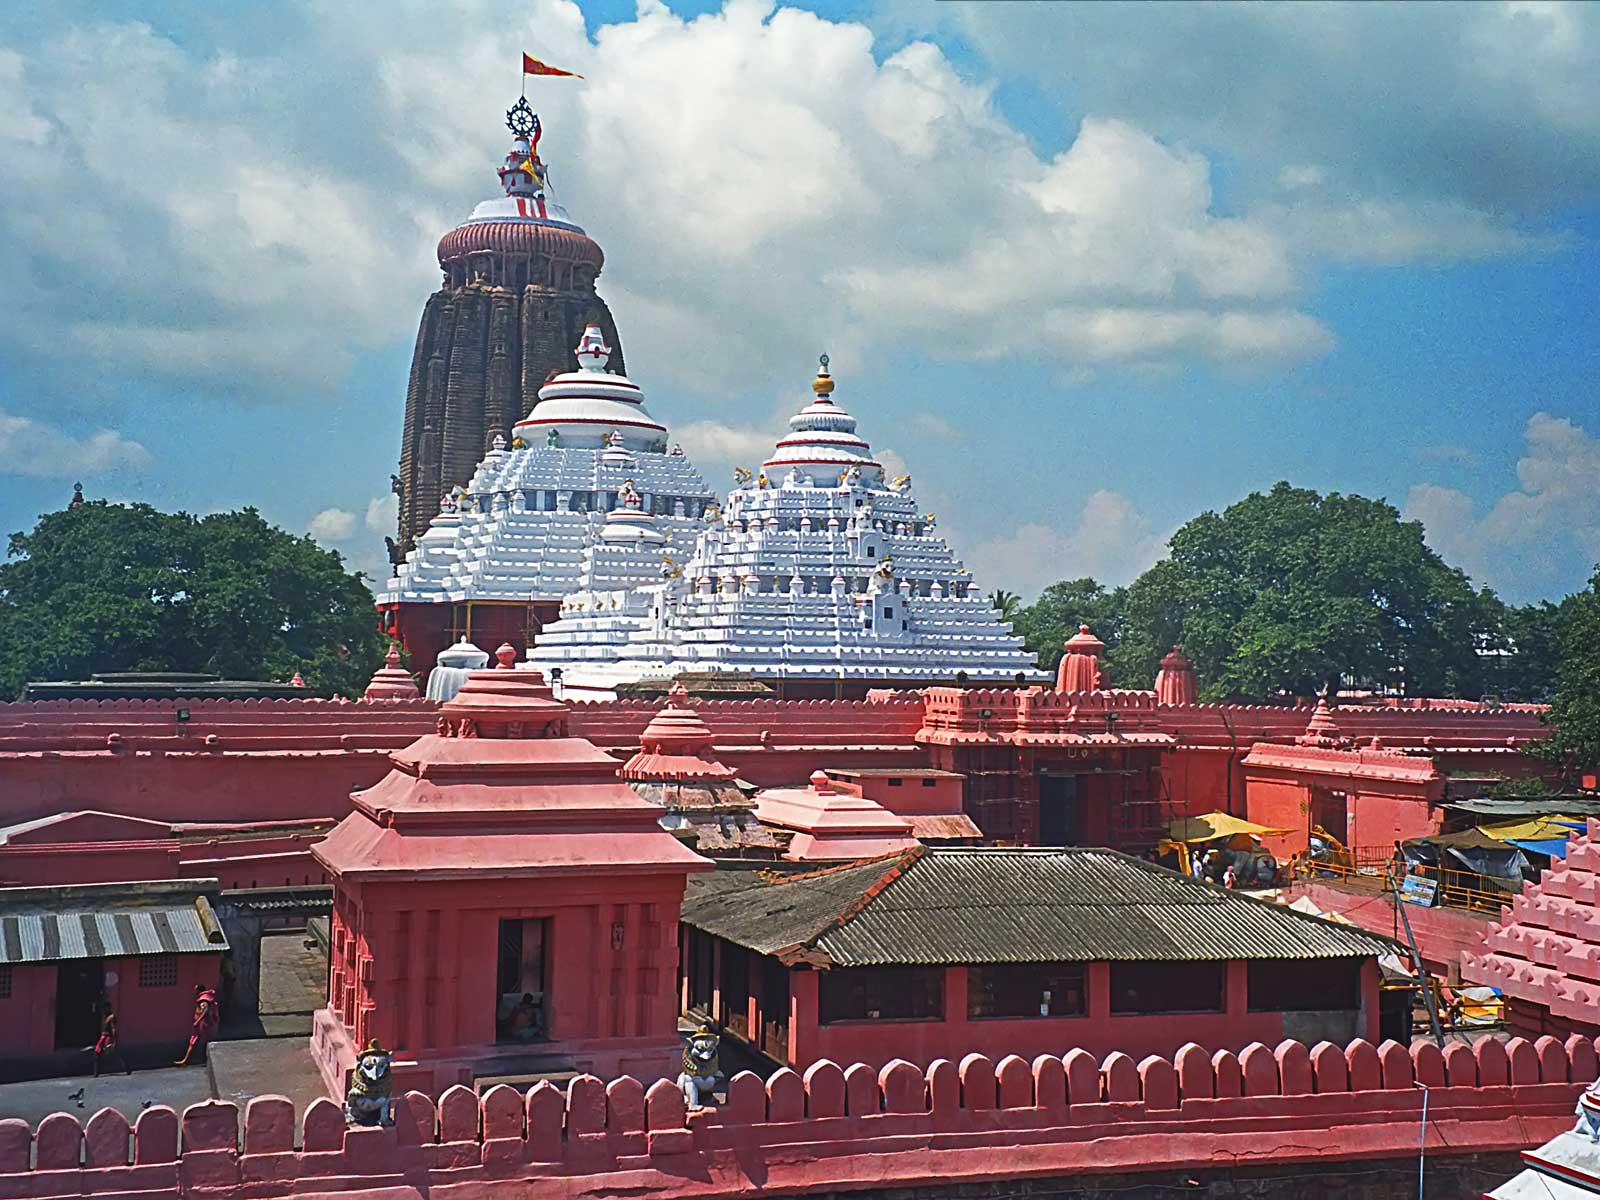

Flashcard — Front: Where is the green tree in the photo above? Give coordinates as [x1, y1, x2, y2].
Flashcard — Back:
[988, 588, 1022, 625]
[1542, 568, 1600, 777]
[1012, 578, 1128, 674]
[0, 500, 383, 699]
[1115, 482, 1485, 701]
[1478, 593, 1570, 703]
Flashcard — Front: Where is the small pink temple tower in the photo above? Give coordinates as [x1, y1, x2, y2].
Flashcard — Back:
[1153, 646, 1198, 705]
[1055, 624, 1106, 693]
[1297, 693, 1350, 749]
[753, 771, 920, 862]
[312, 646, 710, 1097]
[620, 682, 740, 789]
[362, 642, 420, 700]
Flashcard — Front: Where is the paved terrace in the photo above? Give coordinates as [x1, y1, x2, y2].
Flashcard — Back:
[0, 1033, 1588, 1199]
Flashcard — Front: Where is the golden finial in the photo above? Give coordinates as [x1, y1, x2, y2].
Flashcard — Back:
[812, 352, 834, 397]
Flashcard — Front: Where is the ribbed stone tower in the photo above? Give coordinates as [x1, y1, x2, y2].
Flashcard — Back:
[394, 97, 625, 561]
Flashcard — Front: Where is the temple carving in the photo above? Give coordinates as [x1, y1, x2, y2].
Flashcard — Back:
[395, 98, 625, 560]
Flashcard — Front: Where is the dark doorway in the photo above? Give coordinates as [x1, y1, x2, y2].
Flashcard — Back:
[495, 918, 549, 1042]
[1038, 774, 1082, 846]
[1311, 788, 1349, 845]
[55, 959, 105, 1050]
[758, 958, 790, 1063]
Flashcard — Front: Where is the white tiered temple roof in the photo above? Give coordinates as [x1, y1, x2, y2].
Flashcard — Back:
[526, 358, 1045, 695]
[376, 326, 717, 606]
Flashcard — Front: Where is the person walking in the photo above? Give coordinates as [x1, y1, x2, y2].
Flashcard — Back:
[92, 1006, 131, 1077]
[175, 984, 220, 1066]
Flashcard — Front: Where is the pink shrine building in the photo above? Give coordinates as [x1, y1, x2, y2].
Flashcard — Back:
[311, 648, 710, 1098]
[1242, 696, 1447, 859]
[751, 771, 921, 862]
[0, 879, 225, 1074]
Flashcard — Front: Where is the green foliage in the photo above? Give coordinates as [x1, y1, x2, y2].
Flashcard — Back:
[1476, 593, 1570, 704]
[1009, 482, 1532, 702]
[1541, 568, 1600, 775]
[1110, 483, 1488, 701]
[0, 500, 384, 699]
[1485, 774, 1557, 800]
[1012, 578, 1130, 676]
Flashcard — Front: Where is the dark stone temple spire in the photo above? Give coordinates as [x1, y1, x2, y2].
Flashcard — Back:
[394, 98, 625, 561]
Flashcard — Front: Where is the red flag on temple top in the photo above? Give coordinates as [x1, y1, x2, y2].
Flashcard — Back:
[523, 52, 583, 79]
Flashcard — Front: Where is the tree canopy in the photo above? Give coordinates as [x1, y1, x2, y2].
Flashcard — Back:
[1011, 578, 1128, 674]
[1010, 482, 1540, 701]
[0, 500, 384, 699]
[1541, 568, 1600, 776]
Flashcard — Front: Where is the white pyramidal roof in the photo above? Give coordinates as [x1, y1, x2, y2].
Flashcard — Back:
[375, 326, 718, 605]
[526, 358, 1046, 695]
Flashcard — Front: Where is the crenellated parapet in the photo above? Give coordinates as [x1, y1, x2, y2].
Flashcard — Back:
[0, 1035, 1589, 1199]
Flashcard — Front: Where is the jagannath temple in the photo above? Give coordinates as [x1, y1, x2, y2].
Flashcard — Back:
[392, 96, 628, 563]
[1, 74, 1598, 1200]
[526, 357, 1044, 697]
[378, 321, 717, 675]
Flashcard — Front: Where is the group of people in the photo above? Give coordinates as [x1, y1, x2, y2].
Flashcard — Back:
[88, 984, 221, 1076]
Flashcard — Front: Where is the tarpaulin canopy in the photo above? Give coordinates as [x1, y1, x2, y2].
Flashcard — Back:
[1411, 827, 1508, 851]
[1506, 838, 1574, 859]
[1477, 816, 1585, 843]
[1169, 812, 1290, 844]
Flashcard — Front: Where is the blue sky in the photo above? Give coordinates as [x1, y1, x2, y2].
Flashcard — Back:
[0, 0, 1596, 602]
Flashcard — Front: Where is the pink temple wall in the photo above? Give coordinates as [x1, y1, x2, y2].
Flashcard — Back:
[0, 695, 1550, 886]
[0, 1032, 1588, 1200]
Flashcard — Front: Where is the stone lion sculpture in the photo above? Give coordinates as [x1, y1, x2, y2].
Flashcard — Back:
[345, 1039, 394, 1126]
[677, 1025, 721, 1110]
[1577, 1076, 1600, 1142]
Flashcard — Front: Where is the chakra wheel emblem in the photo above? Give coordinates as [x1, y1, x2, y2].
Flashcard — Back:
[506, 96, 540, 139]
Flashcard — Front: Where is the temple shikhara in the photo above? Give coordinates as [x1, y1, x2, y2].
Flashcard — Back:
[393, 97, 627, 563]
[1, 80, 1598, 1200]
[528, 357, 1043, 697]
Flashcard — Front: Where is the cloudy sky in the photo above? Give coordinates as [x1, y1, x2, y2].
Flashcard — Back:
[0, 0, 1596, 602]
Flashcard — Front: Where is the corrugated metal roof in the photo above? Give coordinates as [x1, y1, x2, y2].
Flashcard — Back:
[0, 885, 226, 964]
[682, 848, 1399, 967]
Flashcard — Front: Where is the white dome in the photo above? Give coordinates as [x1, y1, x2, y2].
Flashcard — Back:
[513, 325, 667, 451]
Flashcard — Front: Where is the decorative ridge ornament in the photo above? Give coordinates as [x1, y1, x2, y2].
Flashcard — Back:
[505, 96, 539, 140]
[812, 353, 834, 397]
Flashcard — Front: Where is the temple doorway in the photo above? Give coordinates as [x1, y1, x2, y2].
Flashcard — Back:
[1038, 774, 1083, 846]
[1310, 788, 1349, 845]
[55, 958, 104, 1050]
[495, 917, 549, 1042]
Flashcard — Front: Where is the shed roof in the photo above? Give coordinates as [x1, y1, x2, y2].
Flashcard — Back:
[0, 878, 227, 964]
[681, 847, 1399, 967]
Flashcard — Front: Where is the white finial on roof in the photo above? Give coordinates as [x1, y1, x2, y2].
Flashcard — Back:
[575, 325, 611, 371]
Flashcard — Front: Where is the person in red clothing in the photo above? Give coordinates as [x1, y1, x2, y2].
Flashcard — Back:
[175, 985, 220, 1066]
[92, 1004, 131, 1077]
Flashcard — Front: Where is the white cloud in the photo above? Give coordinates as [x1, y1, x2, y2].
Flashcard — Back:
[308, 507, 357, 542]
[0, 410, 152, 479]
[932, 2, 1600, 215]
[0, 0, 1356, 417]
[365, 493, 398, 534]
[907, 413, 956, 438]
[1404, 411, 1600, 602]
[966, 490, 1170, 598]
[673, 420, 774, 467]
